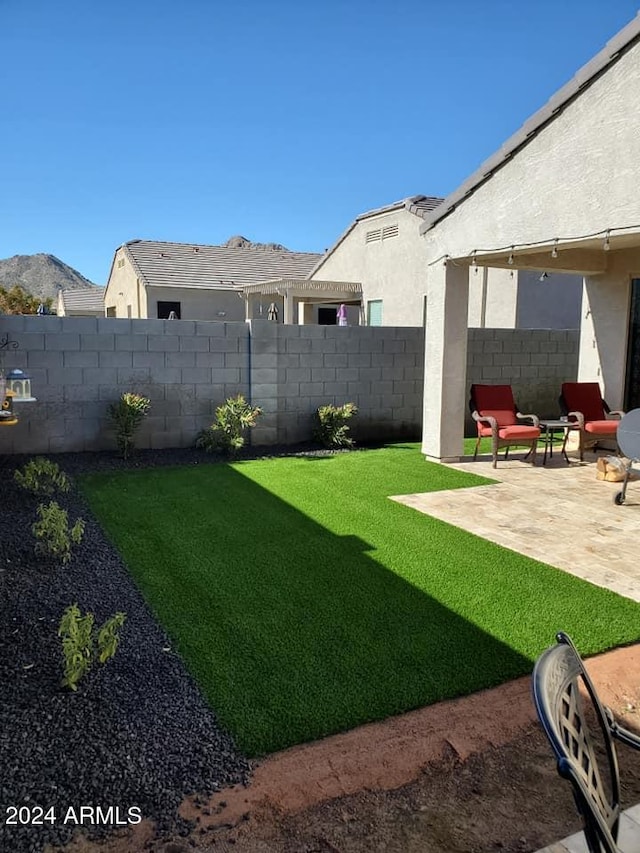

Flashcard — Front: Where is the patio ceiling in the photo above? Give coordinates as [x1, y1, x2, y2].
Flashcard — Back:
[455, 227, 640, 276]
[242, 278, 362, 298]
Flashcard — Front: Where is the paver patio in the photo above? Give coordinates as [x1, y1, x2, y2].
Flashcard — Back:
[392, 452, 640, 602]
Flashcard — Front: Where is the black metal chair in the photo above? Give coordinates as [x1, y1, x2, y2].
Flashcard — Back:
[532, 632, 640, 852]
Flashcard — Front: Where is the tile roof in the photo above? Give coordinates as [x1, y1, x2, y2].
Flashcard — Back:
[420, 13, 640, 233]
[124, 240, 322, 290]
[59, 286, 105, 311]
[358, 195, 445, 222]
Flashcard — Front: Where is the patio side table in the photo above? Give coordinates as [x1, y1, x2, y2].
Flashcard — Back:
[539, 419, 576, 466]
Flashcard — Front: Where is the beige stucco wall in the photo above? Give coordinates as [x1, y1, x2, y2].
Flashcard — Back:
[311, 208, 426, 326]
[103, 248, 146, 318]
[422, 40, 640, 262]
[312, 208, 574, 328]
[467, 267, 518, 327]
[146, 286, 245, 322]
[578, 248, 640, 408]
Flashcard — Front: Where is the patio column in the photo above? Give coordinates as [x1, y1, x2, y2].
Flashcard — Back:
[579, 272, 630, 408]
[421, 262, 469, 461]
[283, 291, 295, 325]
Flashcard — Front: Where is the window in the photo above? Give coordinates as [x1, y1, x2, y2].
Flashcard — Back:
[367, 300, 383, 326]
[117, 258, 125, 269]
[318, 307, 337, 325]
[157, 301, 181, 319]
[106, 306, 116, 318]
[127, 305, 132, 318]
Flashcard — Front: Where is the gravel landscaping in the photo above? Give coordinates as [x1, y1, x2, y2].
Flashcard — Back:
[0, 448, 259, 853]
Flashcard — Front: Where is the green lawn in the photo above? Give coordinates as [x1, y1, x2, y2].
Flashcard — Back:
[81, 444, 640, 756]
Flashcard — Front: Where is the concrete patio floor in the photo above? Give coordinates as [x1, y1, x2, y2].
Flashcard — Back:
[392, 450, 640, 602]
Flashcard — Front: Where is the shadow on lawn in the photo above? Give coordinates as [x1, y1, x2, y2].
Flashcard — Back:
[82, 461, 536, 756]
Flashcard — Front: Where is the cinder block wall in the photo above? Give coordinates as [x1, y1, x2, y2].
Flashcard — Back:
[466, 329, 580, 431]
[249, 322, 424, 445]
[0, 317, 578, 454]
[0, 316, 250, 454]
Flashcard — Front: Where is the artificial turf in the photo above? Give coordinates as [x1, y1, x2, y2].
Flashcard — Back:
[80, 444, 640, 756]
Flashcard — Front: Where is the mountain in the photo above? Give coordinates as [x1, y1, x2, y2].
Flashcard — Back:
[223, 235, 289, 251]
[0, 254, 98, 301]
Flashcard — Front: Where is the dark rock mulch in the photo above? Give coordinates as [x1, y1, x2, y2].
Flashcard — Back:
[0, 449, 264, 853]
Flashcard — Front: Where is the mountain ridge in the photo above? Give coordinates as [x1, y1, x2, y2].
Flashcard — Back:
[0, 253, 99, 301]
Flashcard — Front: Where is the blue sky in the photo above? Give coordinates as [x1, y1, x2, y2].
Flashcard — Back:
[2, 1, 638, 284]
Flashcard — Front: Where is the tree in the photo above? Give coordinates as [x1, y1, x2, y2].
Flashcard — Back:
[0, 285, 53, 315]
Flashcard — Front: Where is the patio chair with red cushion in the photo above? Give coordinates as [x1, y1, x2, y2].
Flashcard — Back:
[559, 382, 623, 462]
[469, 384, 541, 468]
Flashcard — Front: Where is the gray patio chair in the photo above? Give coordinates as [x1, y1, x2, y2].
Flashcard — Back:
[532, 632, 640, 853]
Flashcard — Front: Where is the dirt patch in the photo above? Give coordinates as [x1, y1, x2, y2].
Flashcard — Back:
[56, 644, 640, 853]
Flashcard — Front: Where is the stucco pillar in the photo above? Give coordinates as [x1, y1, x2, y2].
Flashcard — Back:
[579, 273, 630, 408]
[283, 292, 295, 325]
[421, 262, 469, 461]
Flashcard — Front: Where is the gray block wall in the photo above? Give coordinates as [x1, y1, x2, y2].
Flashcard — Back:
[0, 316, 250, 454]
[466, 328, 580, 431]
[249, 322, 424, 445]
[0, 317, 579, 455]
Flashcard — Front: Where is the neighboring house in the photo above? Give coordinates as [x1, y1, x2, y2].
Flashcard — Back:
[57, 286, 105, 317]
[104, 239, 322, 320]
[308, 195, 583, 328]
[418, 12, 640, 461]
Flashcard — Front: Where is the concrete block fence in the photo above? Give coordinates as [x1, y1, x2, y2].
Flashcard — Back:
[466, 328, 580, 431]
[0, 317, 578, 455]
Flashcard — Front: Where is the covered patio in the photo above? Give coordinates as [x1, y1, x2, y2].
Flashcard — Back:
[419, 13, 640, 462]
[242, 278, 362, 325]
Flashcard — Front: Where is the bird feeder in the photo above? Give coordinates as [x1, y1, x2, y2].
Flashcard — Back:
[6, 369, 36, 402]
[0, 389, 17, 426]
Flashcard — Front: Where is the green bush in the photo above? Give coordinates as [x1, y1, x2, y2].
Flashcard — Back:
[107, 392, 151, 459]
[32, 501, 85, 564]
[195, 394, 262, 455]
[14, 457, 71, 496]
[58, 604, 126, 691]
[314, 403, 358, 448]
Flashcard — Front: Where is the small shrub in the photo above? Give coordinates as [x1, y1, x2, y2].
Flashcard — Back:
[107, 392, 151, 459]
[59, 604, 126, 691]
[195, 394, 262, 455]
[14, 457, 71, 496]
[96, 612, 126, 664]
[58, 604, 94, 691]
[32, 501, 85, 564]
[314, 403, 358, 448]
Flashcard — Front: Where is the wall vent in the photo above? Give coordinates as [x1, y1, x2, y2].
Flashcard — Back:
[382, 224, 399, 240]
[365, 228, 382, 243]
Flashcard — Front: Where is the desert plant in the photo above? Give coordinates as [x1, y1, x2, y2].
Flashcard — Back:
[32, 501, 85, 563]
[96, 612, 126, 664]
[14, 456, 71, 496]
[58, 604, 94, 691]
[107, 392, 151, 459]
[195, 394, 262, 455]
[58, 604, 126, 691]
[314, 403, 359, 448]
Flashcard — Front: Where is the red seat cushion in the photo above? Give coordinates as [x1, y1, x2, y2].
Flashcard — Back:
[498, 425, 540, 440]
[584, 419, 618, 435]
[561, 382, 606, 421]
